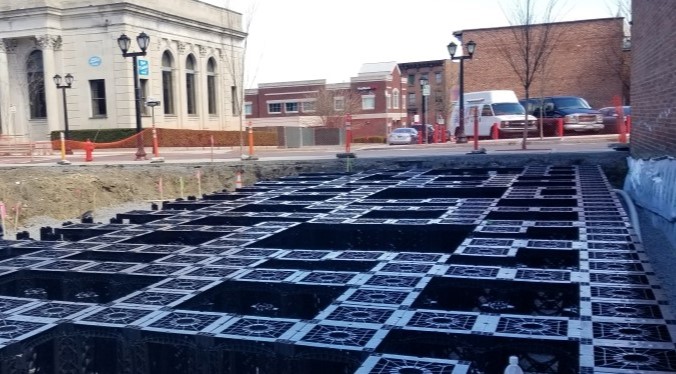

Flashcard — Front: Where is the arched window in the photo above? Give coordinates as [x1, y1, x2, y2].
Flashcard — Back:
[186, 54, 197, 115]
[206, 58, 217, 115]
[26, 50, 47, 119]
[161, 51, 175, 115]
[392, 89, 400, 109]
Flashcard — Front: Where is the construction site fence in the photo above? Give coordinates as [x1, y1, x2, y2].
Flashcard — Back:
[49, 128, 278, 150]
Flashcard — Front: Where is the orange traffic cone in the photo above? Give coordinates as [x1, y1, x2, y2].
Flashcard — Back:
[235, 171, 243, 189]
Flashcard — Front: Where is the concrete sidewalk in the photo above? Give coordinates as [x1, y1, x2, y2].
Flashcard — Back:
[0, 134, 627, 168]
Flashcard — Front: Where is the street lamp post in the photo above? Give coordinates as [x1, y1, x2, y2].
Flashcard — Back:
[53, 73, 74, 154]
[420, 77, 429, 144]
[117, 32, 150, 160]
[447, 39, 477, 144]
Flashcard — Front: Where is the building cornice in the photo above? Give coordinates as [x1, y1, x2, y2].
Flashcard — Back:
[258, 79, 326, 89]
[351, 75, 390, 83]
[326, 83, 350, 90]
[0, 2, 247, 40]
[459, 17, 623, 34]
[265, 90, 319, 96]
[399, 60, 447, 69]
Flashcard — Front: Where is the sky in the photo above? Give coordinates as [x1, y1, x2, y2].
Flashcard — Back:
[207, 0, 623, 89]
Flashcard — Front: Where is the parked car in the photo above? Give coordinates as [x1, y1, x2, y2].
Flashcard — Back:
[520, 96, 603, 135]
[410, 124, 435, 143]
[450, 90, 537, 138]
[599, 106, 631, 134]
[387, 127, 418, 145]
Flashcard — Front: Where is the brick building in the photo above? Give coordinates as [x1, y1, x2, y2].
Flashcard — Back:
[623, 0, 676, 226]
[245, 62, 408, 139]
[629, 1, 675, 159]
[398, 60, 457, 127]
[459, 17, 628, 108]
[244, 18, 629, 140]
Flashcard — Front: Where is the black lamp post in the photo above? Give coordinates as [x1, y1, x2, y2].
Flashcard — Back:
[53, 73, 74, 154]
[447, 39, 477, 144]
[118, 31, 150, 160]
[420, 77, 428, 144]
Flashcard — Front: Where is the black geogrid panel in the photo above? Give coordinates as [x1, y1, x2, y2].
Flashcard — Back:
[0, 166, 673, 374]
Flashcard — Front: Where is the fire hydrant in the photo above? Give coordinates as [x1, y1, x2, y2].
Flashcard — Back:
[84, 139, 94, 162]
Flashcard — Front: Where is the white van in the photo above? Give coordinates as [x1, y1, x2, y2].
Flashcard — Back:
[449, 90, 537, 137]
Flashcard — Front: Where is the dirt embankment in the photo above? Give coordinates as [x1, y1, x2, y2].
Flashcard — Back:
[0, 158, 366, 236]
[0, 164, 251, 234]
[0, 151, 630, 236]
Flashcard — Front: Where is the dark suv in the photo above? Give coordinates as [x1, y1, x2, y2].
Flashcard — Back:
[520, 96, 603, 134]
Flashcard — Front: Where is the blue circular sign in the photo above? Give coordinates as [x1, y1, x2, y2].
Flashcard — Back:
[88, 56, 102, 67]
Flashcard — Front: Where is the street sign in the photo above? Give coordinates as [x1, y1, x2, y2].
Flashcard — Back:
[422, 84, 430, 96]
[138, 58, 149, 77]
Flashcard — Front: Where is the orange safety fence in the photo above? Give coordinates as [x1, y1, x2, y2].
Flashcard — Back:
[51, 129, 151, 150]
[50, 128, 278, 150]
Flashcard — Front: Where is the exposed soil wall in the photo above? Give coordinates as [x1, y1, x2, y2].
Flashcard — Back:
[0, 151, 628, 235]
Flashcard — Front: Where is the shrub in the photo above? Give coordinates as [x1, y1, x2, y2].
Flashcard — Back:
[353, 136, 385, 144]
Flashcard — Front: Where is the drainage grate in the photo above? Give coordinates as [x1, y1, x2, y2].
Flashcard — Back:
[355, 354, 471, 374]
[495, 316, 568, 337]
[593, 322, 672, 342]
[445, 265, 500, 278]
[404, 311, 477, 331]
[294, 324, 380, 349]
[145, 311, 224, 332]
[78, 306, 157, 326]
[0, 165, 670, 373]
[593, 346, 676, 372]
[324, 306, 395, 325]
[346, 289, 412, 306]
[592, 302, 663, 319]
[215, 316, 297, 340]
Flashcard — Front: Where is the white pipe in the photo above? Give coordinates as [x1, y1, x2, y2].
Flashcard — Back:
[504, 356, 524, 374]
[614, 188, 643, 243]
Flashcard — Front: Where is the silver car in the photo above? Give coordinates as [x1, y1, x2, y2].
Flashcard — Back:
[388, 128, 418, 145]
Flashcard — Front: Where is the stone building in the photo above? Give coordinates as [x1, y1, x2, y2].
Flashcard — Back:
[0, 0, 245, 141]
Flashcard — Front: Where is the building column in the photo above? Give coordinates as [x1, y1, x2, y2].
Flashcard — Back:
[0, 40, 13, 136]
[36, 34, 62, 141]
[198, 45, 207, 129]
[216, 48, 226, 130]
[176, 41, 186, 128]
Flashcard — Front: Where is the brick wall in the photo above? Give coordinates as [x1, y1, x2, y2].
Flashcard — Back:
[462, 18, 626, 109]
[630, 0, 676, 159]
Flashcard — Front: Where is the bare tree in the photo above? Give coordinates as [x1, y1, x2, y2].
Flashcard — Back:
[434, 67, 457, 129]
[497, 0, 564, 149]
[606, 0, 631, 104]
[220, 0, 257, 157]
[308, 88, 361, 127]
[607, 0, 631, 19]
